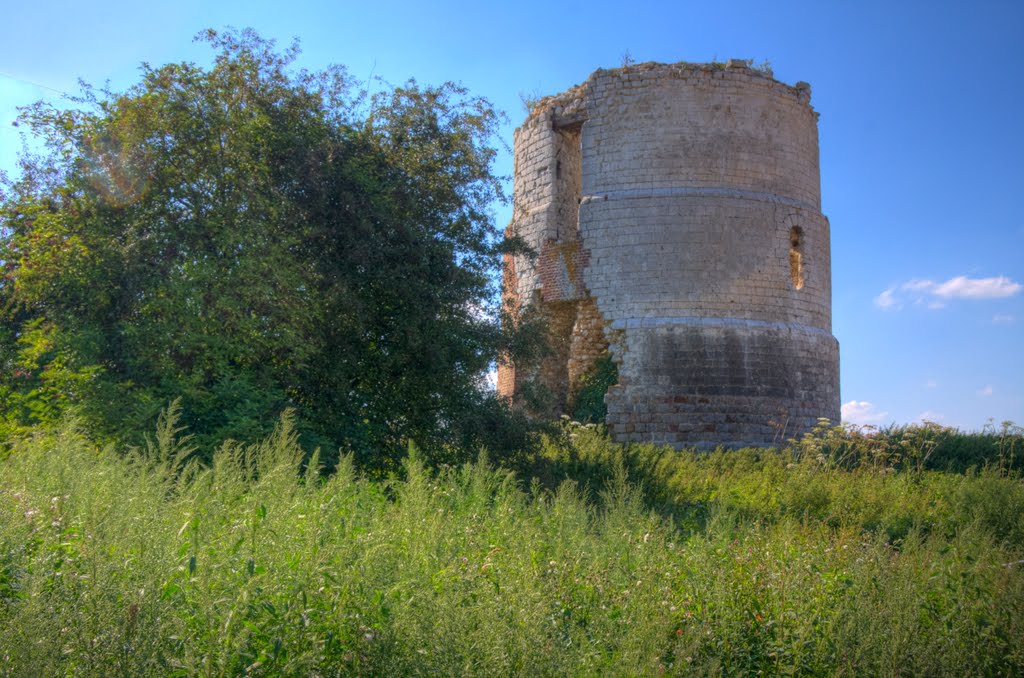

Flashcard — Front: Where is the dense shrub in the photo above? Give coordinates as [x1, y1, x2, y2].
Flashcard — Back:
[880, 420, 1024, 473]
[0, 29, 543, 471]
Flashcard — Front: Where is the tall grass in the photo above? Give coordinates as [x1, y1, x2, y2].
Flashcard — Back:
[1, 415, 1022, 675]
[523, 421, 1024, 546]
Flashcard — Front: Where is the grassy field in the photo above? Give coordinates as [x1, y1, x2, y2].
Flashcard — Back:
[1, 414, 1022, 676]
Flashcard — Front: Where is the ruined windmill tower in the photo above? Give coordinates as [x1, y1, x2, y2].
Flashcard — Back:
[497, 60, 840, 448]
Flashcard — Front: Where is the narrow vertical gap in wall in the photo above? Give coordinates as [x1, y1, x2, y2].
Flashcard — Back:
[789, 226, 804, 290]
[551, 120, 587, 418]
[554, 123, 583, 242]
[540, 300, 578, 415]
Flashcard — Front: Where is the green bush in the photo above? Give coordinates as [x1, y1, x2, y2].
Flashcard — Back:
[880, 420, 1024, 473]
[0, 28, 536, 471]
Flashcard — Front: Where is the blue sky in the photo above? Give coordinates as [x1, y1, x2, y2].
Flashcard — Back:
[2, 0, 1021, 431]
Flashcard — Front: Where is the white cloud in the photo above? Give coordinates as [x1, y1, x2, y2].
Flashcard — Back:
[874, 288, 900, 310]
[993, 314, 1014, 325]
[915, 410, 946, 424]
[926, 379, 939, 389]
[977, 385, 994, 397]
[902, 279, 935, 293]
[841, 400, 890, 425]
[875, 275, 1022, 311]
[932, 276, 1021, 299]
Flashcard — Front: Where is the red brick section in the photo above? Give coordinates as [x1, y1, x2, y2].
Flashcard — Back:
[538, 237, 589, 303]
[498, 234, 609, 408]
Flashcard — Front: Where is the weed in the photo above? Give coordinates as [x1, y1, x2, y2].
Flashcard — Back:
[0, 415, 1020, 674]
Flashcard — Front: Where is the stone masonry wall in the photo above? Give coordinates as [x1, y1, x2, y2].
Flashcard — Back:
[499, 61, 840, 448]
[496, 87, 603, 408]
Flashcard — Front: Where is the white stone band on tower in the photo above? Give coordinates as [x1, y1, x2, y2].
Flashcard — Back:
[499, 60, 840, 448]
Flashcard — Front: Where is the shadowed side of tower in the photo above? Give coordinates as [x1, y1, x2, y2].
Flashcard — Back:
[498, 61, 840, 448]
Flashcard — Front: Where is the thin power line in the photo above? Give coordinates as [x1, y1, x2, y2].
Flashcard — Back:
[0, 71, 67, 96]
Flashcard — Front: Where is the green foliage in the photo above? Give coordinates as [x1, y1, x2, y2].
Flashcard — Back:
[517, 89, 544, 114]
[0, 28, 534, 468]
[0, 416, 1021, 675]
[570, 353, 618, 424]
[0, 319, 103, 442]
[881, 420, 1024, 473]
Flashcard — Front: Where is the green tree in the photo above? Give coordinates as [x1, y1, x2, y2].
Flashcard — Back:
[0, 28, 533, 468]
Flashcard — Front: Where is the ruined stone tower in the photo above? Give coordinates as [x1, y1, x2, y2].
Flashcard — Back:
[497, 60, 840, 448]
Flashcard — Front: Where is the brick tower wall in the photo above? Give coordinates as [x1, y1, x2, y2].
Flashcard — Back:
[500, 61, 840, 448]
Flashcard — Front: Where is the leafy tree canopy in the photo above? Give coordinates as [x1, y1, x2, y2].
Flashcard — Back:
[0, 28, 537, 469]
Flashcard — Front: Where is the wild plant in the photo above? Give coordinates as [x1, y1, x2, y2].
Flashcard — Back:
[0, 412, 1021, 674]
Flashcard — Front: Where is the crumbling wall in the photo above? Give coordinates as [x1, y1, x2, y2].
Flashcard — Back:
[500, 61, 839, 448]
[497, 87, 610, 411]
[567, 296, 608, 395]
